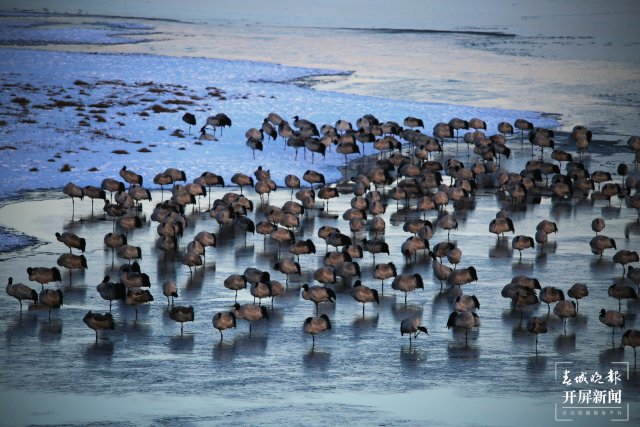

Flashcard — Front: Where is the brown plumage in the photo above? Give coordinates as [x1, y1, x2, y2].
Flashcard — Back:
[119, 166, 143, 187]
[232, 303, 268, 334]
[27, 266, 62, 289]
[600, 309, 625, 347]
[392, 273, 424, 304]
[39, 288, 63, 320]
[6, 277, 38, 309]
[527, 317, 548, 355]
[55, 232, 86, 253]
[304, 314, 332, 350]
[212, 311, 236, 340]
[126, 289, 154, 320]
[169, 306, 195, 334]
[83, 311, 115, 341]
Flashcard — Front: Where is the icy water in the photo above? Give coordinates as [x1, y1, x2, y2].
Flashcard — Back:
[1, 139, 640, 426]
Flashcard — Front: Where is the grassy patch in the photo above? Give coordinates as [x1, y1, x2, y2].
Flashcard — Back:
[112, 149, 129, 155]
[88, 167, 99, 171]
[138, 147, 152, 153]
[53, 100, 83, 108]
[12, 97, 30, 106]
[60, 163, 72, 172]
[151, 104, 177, 113]
[0, 145, 17, 151]
[163, 99, 194, 105]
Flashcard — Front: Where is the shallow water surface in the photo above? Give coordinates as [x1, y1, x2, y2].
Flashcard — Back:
[1, 140, 639, 425]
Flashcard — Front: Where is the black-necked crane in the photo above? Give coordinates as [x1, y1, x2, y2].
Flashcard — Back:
[194, 230, 216, 262]
[212, 311, 236, 341]
[182, 250, 202, 277]
[181, 112, 196, 134]
[454, 294, 480, 312]
[400, 236, 429, 264]
[400, 315, 428, 347]
[119, 263, 151, 289]
[83, 185, 106, 214]
[55, 231, 86, 253]
[514, 118, 533, 145]
[553, 300, 577, 334]
[403, 116, 424, 129]
[600, 309, 625, 348]
[116, 244, 142, 263]
[230, 173, 253, 195]
[391, 273, 424, 304]
[350, 280, 379, 316]
[126, 289, 153, 321]
[469, 118, 487, 131]
[162, 280, 178, 306]
[591, 217, 605, 234]
[117, 215, 143, 235]
[288, 239, 316, 262]
[446, 247, 462, 269]
[613, 250, 639, 276]
[489, 217, 515, 238]
[27, 266, 61, 290]
[497, 121, 513, 136]
[205, 112, 232, 135]
[567, 283, 588, 313]
[446, 266, 478, 287]
[303, 169, 326, 188]
[430, 253, 452, 291]
[119, 165, 143, 187]
[244, 267, 270, 286]
[6, 277, 37, 310]
[96, 275, 126, 311]
[101, 178, 125, 201]
[589, 235, 616, 258]
[270, 227, 295, 257]
[608, 284, 637, 312]
[372, 262, 397, 296]
[361, 238, 390, 265]
[301, 283, 336, 315]
[527, 317, 548, 355]
[622, 329, 640, 369]
[104, 232, 127, 264]
[267, 280, 285, 308]
[165, 168, 187, 185]
[250, 281, 271, 306]
[224, 274, 247, 302]
[540, 286, 565, 313]
[83, 311, 115, 342]
[169, 306, 194, 335]
[284, 174, 301, 199]
[447, 311, 480, 346]
[153, 172, 173, 199]
[436, 212, 458, 240]
[273, 259, 301, 286]
[63, 182, 83, 216]
[511, 287, 539, 327]
[56, 253, 87, 284]
[232, 303, 268, 334]
[39, 288, 63, 320]
[304, 314, 331, 351]
[449, 118, 469, 143]
[512, 235, 535, 260]
[261, 118, 277, 141]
